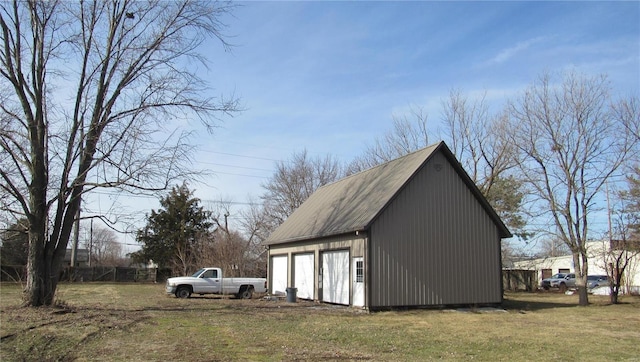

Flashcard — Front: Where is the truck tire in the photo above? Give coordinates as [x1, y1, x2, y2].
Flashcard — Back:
[176, 286, 191, 298]
[238, 287, 253, 299]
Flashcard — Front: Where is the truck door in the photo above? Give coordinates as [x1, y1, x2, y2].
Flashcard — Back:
[199, 269, 221, 293]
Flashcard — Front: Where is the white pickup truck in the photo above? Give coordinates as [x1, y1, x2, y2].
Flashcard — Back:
[165, 267, 267, 299]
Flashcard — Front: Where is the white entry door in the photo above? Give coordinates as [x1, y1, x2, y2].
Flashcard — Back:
[270, 255, 288, 296]
[294, 253, 315, 300]
[352, 257, 364, 307]
[322, 250, 350, 305]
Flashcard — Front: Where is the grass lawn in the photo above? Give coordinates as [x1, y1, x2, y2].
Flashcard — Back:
[1, 283, 639, 361]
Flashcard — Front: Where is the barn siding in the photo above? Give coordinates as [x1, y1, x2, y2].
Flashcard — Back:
[369, 151, 502, 308]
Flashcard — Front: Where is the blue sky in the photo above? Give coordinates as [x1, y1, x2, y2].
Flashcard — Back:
[107, 1, 640, 250]
[194, 1, 639, 196]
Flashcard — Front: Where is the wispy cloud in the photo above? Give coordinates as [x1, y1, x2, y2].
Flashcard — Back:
[488, 36, 548, 64]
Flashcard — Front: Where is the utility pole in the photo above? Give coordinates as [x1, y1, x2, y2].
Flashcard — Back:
[70, 202, 81, 267]
[606, 181, 613, 244]
[71, 123, 85, 268]
[89, 218, 93, 267]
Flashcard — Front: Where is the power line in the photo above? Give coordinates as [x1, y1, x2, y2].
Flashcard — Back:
[201, 140, 352, 159]
[83, 193, 263, 213]
[199, 150, 282, 162]
[206, 140, 301, 153]
[197, 161, 273, 172]
[210, 171, 268, 179]
[92, 191, 156, 199]
[202, 200, 262, 206]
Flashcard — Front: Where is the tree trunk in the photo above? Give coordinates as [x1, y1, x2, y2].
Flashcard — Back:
[572, 252, 590, 306]
[25, 230, 50, 306]
[577, 286, 589, 306]
[24, 122, 54, 306]
[25, 225, 60, 306]
[610, 284, 619, 304]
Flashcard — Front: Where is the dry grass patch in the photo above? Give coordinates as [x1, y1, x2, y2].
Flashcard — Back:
[1, 283, 639, 361]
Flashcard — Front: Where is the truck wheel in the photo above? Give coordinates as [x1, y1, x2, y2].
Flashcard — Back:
[559, 283, 567, 292]
[238, 288, 253, 299]
[176, 286, 191, 298]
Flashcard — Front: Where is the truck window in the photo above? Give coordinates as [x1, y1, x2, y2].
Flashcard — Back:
[202, 269, 217, 278]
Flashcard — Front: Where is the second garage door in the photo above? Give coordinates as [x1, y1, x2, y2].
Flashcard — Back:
[294, 253, 314, 300]
[322, 250, 350, 305]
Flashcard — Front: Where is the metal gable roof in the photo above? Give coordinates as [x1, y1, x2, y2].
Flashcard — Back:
[264, 141, 512, 246]
[264, 143, 441, 245]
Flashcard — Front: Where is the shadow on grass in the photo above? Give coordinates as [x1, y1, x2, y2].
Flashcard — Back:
[500, 291, 618, 311]
[501, 297, 577, 312]
[181, 292, 587, 313]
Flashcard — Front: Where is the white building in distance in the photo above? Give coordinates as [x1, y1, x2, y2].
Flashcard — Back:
[514, 240, 640, 295]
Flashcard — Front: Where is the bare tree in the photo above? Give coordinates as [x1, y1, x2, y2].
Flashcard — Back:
[536, 236, 571, 258]
[204, 198, 267, 277]
[615, 96, 640, 143]
[208, 229, 247, 277]
[442, 89, 491, 183]
[192, 232, 216, 271]
[442, 89, 526, 238]
[0, 1, 238, 306]
[81, 223, 122, 267]
[599, 167, 640, 303]
[239, 196, 271, 246]
[348, 92, 526, 238]
[261, 149, 342, 229]
[507, 71, 636, 305]
[347, 106, 429, 174]
[442, 90, 516, 193]
[238, 197, 270, 276]
[501, 239, 519, 268]
[601, 238, 640, 304]
[208, 200, 241, 275]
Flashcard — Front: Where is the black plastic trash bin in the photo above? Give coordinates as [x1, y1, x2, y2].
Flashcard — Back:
[286, 287, 297, 303]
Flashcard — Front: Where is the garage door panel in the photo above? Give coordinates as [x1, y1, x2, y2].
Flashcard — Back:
[271, 255, 288, 296]
[322, 250, 349, 305]
[294, 253, 314, 300]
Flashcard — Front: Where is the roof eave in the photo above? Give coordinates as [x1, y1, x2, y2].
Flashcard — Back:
[265, 227, 368, 247]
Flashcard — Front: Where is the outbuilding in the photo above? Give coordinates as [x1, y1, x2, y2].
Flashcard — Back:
[265, 141, 511, 310]
[513, 240, 640, 295]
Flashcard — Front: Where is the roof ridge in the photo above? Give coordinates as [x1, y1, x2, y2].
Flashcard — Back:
[317, 141, 444, 191]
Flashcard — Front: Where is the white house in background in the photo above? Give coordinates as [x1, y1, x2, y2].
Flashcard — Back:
[514, 241, 640, 294]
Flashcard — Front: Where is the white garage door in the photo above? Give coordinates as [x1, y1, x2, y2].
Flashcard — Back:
[270, 255, 288, 296]
[294, 253, 314, 300]
[322, 250, 350, 305]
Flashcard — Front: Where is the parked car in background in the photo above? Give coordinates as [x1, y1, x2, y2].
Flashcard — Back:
[587, 275, 609, 290]
[540, 273, 576, 291]
[541, 273, 568, 290]
[557, 273, 577, 292]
